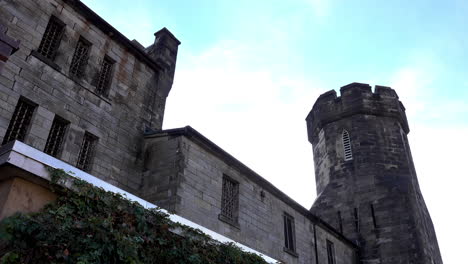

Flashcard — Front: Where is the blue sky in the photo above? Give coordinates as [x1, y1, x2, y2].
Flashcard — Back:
[83, 0, 467, 262]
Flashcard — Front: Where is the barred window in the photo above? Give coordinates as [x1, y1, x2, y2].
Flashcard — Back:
[37, 16, 65, 60]
[76, 132, 98, 172]
[69, 37, 91, 78]
[44, 116, 69, 157]
[283, 213, 296, 253]
[342, 130, 353, 161]
[220, 176, 239, 223]
[95, 56, 114, 96]
[2, 98, 37, 145]
[327, 240, 335, 264]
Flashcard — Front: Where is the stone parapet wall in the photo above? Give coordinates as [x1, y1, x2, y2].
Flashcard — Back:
[306, 83, 409, 145]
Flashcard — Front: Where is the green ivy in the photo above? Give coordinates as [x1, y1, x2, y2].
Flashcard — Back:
[0, 169, 270, 264]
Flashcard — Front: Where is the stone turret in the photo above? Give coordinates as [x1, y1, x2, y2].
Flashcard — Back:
[145, 27, 181, 129]
[306, 83, 442, 263]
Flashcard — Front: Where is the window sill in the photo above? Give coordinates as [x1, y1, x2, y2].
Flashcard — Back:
[283, 247, 298, 258]
[31, 50, 61, 72]
[218, 214, 240, 230]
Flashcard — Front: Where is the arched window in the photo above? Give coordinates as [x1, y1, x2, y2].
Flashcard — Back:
[342, 130, 353, 161]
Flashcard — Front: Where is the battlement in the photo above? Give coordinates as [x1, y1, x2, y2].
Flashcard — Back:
[306, 82, 409, 143]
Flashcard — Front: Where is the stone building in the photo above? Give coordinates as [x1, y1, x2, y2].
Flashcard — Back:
[0, 0, 442, 263]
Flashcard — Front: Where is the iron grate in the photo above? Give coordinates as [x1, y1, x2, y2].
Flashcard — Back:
[37, 17, 64, 60]
[283, 213, 296, 252]
[69, 38, 91, 78]
[76, 132, 98, 172]
[2, 98, 36, 145]
[221, 176, 239, 222]
[96, 56, 114, 95]
[44, 116, 69, 157]
[342, 130, 353, 161]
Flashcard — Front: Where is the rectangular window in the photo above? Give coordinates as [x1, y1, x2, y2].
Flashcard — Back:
[220, 176, 239, 224]
[37, 16, 65, 60]
[76, 132, 98, 172]
[69, 37, 91, 78]
[44, 116, 69, 157]
[327, 240, 335, 264]
[95, 56, 114, 96]
[283, 213, 296, 253]
[2, 98, 37, 145]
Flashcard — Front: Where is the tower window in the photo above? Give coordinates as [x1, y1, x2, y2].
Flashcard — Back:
[283, 213, 296, 254]
[95, 56, 114, 96]
[326, 240, 335, 264]
[342, 130, 353, 161]
[354, 207, 360, 232]
[370, 203, 378, 228]
[37, 16, 65, 60]
[76, 132, 98, 172]
[2, 98, 37, 145]
[69, 37, 91, 78]
[219, 176, 239, 224]
[44, 116, 69, 157]
[337, 211, 343, 233]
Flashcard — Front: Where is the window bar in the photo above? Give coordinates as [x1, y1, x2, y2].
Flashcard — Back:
[37, 17, 64, 60]
[44, 117, 68, 157]
[76, 132, 97, 172]
[69, 38, 91, 77]
[96, 56, 114, 95]
[2, 99, 36, 145]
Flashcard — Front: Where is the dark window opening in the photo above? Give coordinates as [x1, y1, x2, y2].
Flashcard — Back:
[69, 37, 91, 78]
[44, 116, 69, 157]
[220, 176, 239, 224]
[37, 16, 65, 60]
[337, 211, 343, 233]
[76, 132, 98, 172]
[283, 213, 296, 253]
[95, 56, 114, 96]
[371, 204, 378, 228]
[2, 98, 37, 145]
[327, 240, 335, 264]
[354, 207, 360, 232]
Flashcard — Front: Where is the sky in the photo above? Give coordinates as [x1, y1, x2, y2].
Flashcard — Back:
[82, 0, 468, 262]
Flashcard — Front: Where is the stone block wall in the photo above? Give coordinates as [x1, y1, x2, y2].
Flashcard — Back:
[144, 128, 357, 264]
[0, 0, 179, 193]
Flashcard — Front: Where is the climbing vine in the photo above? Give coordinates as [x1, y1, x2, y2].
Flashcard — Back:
[0, 168, 270, 264]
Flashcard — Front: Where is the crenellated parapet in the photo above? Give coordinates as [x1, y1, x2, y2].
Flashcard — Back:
[306, 82, 409, 144]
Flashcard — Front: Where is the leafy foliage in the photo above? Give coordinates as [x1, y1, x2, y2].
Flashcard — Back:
[0, 169, 269, 264]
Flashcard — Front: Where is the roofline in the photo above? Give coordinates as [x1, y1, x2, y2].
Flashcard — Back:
[145, 126, 358, 249]
[63, 0, 170, 72]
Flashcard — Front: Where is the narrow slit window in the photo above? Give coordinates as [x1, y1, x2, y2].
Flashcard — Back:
[326, 240, 335, 264]
[95, 56, 114, 96]
[337, 211, 343, 233]
[220, 176, 239, 223]
[69, 37, 91, 78]
[44, 116, 69, 157]
[37, 16, 65, 60]
[342, 130, 353, 161]
[370, 204, 378, 228]
[2, 98, 37, 145]
[76, 132, 98, 172]
[354, 207, 360, 232]
[283, 213, 296, 253]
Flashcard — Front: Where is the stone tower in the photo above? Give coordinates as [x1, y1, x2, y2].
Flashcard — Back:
[306, 83, 442, 263]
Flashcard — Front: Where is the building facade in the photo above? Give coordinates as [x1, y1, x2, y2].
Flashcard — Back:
[0, 1, 442, 263]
